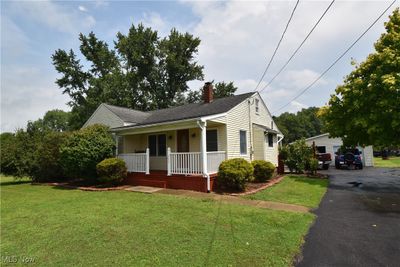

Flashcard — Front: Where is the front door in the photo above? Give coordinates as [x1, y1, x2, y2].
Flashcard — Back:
[177, 129, 189, 152]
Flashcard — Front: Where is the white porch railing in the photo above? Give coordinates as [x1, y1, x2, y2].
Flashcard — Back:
[207, 151, 226, 173]
[167, 148, 226, 175]
[168, 151, 202, 175]
[118, 148, 149, 174]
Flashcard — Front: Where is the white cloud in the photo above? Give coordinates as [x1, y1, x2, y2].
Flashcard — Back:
[78, 5, 88, 12]
[1, 66, 70, 132]
[7, 1, 96, 34]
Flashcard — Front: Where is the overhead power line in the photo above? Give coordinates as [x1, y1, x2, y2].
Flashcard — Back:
[253, 0, 300, 91]
[259, 0, 335, 93]
[271, 0, 397, 114]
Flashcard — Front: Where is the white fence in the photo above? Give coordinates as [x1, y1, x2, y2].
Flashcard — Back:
[118, 148, 149, 174]
[207, 151, 226, 173]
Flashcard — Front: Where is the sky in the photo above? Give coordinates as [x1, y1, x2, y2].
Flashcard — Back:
[1, 0, 398, 132]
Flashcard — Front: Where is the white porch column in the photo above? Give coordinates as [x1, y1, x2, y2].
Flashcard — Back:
[145, 148, 150, 175]
[198, 120, 210, 192]
[167, 147, 171, 176]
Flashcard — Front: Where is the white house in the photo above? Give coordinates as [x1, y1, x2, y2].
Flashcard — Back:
[304, 133, 374, 167]
[84, 82, 283, 192]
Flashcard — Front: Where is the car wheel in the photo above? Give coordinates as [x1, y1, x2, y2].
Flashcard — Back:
[323, 164, 330, 170]
[358, 164, 363, 170]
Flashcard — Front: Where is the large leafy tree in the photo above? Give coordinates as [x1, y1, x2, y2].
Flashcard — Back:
[273, 107, 324, 144]
[52, 24, 204, 129]
[186, 81, 238, 103]
[321, 8, 400, 147]
[27, 109, 72, 133]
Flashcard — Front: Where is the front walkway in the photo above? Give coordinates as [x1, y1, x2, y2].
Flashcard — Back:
[152, 188, 310, 213]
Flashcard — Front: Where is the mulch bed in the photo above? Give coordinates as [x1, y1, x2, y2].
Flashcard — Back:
[32, 182, 131, 191]
[230, 175, 285, 196]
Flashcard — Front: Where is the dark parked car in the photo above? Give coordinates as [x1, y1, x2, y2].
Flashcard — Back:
[317, 153, 331, 170]
[335, 149, 363, 169]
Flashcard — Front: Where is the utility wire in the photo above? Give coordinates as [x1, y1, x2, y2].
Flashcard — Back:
[259, 0, 335, 93]
[271, 0, 397, 114]
[253, 0, 300, 91]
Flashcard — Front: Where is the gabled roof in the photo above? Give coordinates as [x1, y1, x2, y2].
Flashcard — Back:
[108, 92, 255, 129]
[103, 104, 150, 124]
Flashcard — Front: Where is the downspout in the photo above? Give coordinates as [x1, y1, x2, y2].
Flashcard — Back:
[248, 99, 253, 161]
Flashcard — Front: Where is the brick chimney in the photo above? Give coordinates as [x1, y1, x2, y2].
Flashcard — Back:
[203, 82, 214, 103]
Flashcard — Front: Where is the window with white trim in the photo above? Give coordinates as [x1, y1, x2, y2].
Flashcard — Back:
[206, 129, 218, 151]
[240, 130, 247, 155]
[255, 99, 259, 113]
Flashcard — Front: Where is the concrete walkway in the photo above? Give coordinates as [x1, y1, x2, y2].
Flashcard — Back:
[156, 188, 310, 213]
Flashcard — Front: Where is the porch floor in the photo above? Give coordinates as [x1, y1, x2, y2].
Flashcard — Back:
[124, 171, 217, 193]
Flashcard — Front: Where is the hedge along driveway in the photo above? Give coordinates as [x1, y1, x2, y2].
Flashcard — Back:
[245, 175, 329, 208]
[1, 176, 314, 267]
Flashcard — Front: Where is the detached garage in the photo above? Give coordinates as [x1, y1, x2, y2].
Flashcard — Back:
[304, 133, 374, 167]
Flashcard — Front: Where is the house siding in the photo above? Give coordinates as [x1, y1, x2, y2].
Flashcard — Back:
[226, 93, 279, 164]
[83, 104, 124, 128]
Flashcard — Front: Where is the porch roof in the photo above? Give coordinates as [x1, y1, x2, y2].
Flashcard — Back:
[253, 123, 280, 134]
[111, 92, 254, 132]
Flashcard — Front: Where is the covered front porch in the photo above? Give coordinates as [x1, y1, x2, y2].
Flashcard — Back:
[114, 116, 227, 192]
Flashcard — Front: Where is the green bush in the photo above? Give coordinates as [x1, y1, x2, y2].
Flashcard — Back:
[285, 139, 313, 173]
[308, 158, 319, 175]
[252, 160, 276, 182]
[217, 158, 253, 191]
[60, 124, 115, 180]
[0, 133, 17, 175]
[31, 132, 69, 182]
[96, 158, 127, 185]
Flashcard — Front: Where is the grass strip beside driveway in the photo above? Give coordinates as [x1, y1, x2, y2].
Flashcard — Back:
[245, 175, 328, 208]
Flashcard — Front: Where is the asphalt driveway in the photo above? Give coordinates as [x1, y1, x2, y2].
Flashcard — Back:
[296, 167, 400, 267]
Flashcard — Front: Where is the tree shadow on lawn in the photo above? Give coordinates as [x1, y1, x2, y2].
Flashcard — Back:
[0, 180, 32, 186]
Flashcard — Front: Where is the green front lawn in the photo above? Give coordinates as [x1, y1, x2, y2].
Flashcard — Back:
[1, 176, 314, 266]
[246, 175, 328, 208]
[373, 157, 400, 168]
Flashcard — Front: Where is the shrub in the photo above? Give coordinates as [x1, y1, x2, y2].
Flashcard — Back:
[0, 133, 17, 175]
[96, 158, 127, 185]
[308, 158, 319, 175]
[31, 132, 69, 182]
[217, 158, 253, 191]
[285, 139, 313, 173]
[252, 160, 276, 182]
[60, 124, 115, 180]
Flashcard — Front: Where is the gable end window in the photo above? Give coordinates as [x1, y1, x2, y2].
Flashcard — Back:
[240, 130, 247, 155]
[255, 99, 259, 114]
[206, 130, 218, 152]
[268, 133, 274, 147]
[148, 134, 166, 156]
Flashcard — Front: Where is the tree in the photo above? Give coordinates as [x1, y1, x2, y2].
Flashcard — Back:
[321, 8, 400, 147]
[186, 81, 238, 103]
[273, 107, 324, 144]
[27, 109, 71, 133]
[52, 25, 204, 129]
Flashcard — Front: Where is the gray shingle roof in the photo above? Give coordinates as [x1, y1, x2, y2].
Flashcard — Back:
[253, 123, 279, 134]
[103, 104, 150, 124]
[108, 92, 255, 129]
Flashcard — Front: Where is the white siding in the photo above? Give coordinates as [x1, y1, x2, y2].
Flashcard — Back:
[83, 104, 124, 128]
[304, 134, 374, 167]
[226, 93, 279, 164]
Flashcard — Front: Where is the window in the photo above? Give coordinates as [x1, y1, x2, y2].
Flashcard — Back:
[240, 130, 247, 155]
[268, 133, 274, 147]
[117, 136, 124, 154]
[148, 134, 166, 156]
[206, 130, 218, 151]
[255, 99, 259, 113]
[316, 146, 326, 153]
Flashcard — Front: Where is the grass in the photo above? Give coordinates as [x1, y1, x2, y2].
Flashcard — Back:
[373, 157, 400, 168]
[1, 175, 314, 267]
[246, 175, 329, 208]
